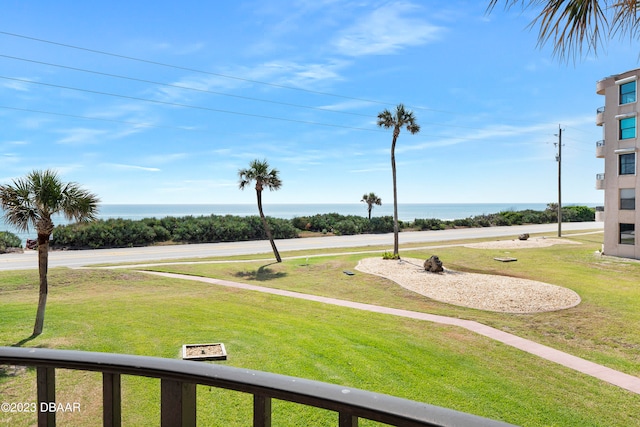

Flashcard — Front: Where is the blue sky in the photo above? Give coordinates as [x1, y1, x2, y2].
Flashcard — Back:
[0, 1, 636, 205]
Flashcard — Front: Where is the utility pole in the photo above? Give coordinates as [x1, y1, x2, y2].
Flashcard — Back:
[554, 125, 563, 237]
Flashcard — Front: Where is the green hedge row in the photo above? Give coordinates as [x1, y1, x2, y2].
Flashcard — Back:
[51, 215, 298, 249]
[411, 206, 595, 230]
[47, 205, 595, 249]
[291, 214, 397, 235]
[0, 231, 21, 252]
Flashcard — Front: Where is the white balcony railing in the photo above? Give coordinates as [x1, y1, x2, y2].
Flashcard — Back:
[596, 140, 605, 158]
[596, 106, 605, 126]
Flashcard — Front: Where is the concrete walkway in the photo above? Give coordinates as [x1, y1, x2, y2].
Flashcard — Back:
[142, 270, 640, 395]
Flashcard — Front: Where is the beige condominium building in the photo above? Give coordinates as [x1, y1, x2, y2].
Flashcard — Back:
[596, 68, 639, 258]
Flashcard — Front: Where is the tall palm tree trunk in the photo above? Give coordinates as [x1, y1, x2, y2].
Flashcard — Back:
[256, 189, 282, 263]
[391, 129, 400, 257]
[33, 232, 50, 336]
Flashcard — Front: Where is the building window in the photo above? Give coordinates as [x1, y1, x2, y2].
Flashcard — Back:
[620, 81, 637, 104]
[620, 153, 636, 175]
[620, 223, 635, 245]
[619, 116, 636, 139]
[620, 188, 636, 210]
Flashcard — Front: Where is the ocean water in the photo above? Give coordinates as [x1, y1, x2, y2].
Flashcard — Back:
[1, 202, 587, 243]
[94, 203, 553, 222]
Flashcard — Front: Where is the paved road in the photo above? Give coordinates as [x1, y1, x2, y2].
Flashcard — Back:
[0, 222, 603, 270]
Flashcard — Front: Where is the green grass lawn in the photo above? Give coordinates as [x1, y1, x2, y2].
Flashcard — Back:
[1, 232, 640, 426]
[142, 233, 640, 376]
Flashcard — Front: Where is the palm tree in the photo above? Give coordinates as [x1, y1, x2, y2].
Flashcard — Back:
[361, 192, 382, 220]
[0, 169, 99, 336]
[487, 0, 638, 61]
[238, 159, 283, 263]
[377, 104, 420, 258]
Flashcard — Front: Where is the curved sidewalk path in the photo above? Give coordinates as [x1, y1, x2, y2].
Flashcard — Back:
[142, 270, 640, 395]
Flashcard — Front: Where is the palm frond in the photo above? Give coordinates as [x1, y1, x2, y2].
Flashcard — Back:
[377, 104, 420, 134]
[611, 0, 640, 40]
[376, 109, 394, 128]
[535, 0, 606, 59]
[486, 0, 633, 61]
[0, 169, 99, 232]
[60, 182, 100, 222]
[238, 159, 282, 191]
[407, 123, 421, 134]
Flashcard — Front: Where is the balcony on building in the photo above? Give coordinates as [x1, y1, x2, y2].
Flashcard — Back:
[596, 140, 605, 158]
[596, 76, 613, 95]
[596, 106, 605, 126]
[596, 173, 605, 190]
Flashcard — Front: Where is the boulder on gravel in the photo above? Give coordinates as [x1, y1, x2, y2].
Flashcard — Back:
[424, 255, 444, 273]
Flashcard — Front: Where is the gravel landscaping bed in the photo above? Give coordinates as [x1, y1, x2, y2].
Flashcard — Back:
[355, 256, 581, 313]
[463, 237, 582, 249]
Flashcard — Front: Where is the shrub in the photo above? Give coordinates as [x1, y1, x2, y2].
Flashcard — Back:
[265, 217, 299, 239]
[291, 216, 310, 230]
[563, 205, 595, 222]
[382, 251, 400, 260]
[493, 216, 512, 226]
[452, 218, 474, 227]
[475, 217, 491, 227]
[333, 219, 358, 236]
[51, 214, 299, 249]
[368, 216, 396, 233]
[499, 210, 524, 225]
[413, 218, 445, 231]
[0, 231, 21, 252]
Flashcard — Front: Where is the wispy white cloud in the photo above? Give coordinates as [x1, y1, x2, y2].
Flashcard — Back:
[157, 58, 349, 102]
[154, 75, 240, 102]
[260, 59, 348, 87]
[396, 122, 554, 153]
[17, 116, 53, 130]
[1, 77, 33, 92]
[143, 152, 190, 165]
[317, 99, 379, 112]
[127, 39, 206, 55]
[111, 123, 155, 139]
[0, 152, 20, 167]
[103, 163, 161, 172]
[56, 128, 109, 145]
[333, 2, 445, 56]
[86, 102, 149, 119]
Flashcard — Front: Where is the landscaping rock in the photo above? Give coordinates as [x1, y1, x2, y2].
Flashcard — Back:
[518, 233, 530, 241]
[424, 255, 444, 273]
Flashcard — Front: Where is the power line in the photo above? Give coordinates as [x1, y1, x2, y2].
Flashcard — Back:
[0, 30, 568, 125]
[0, 31, 595, 137]
[0, 76, 385, 133]
[0, 54, 374, 119]
[0, 54, 541, 133]
[0, 106, 201, 132]
[0, 31, 393, 106]
[4, 75, 530, 136]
